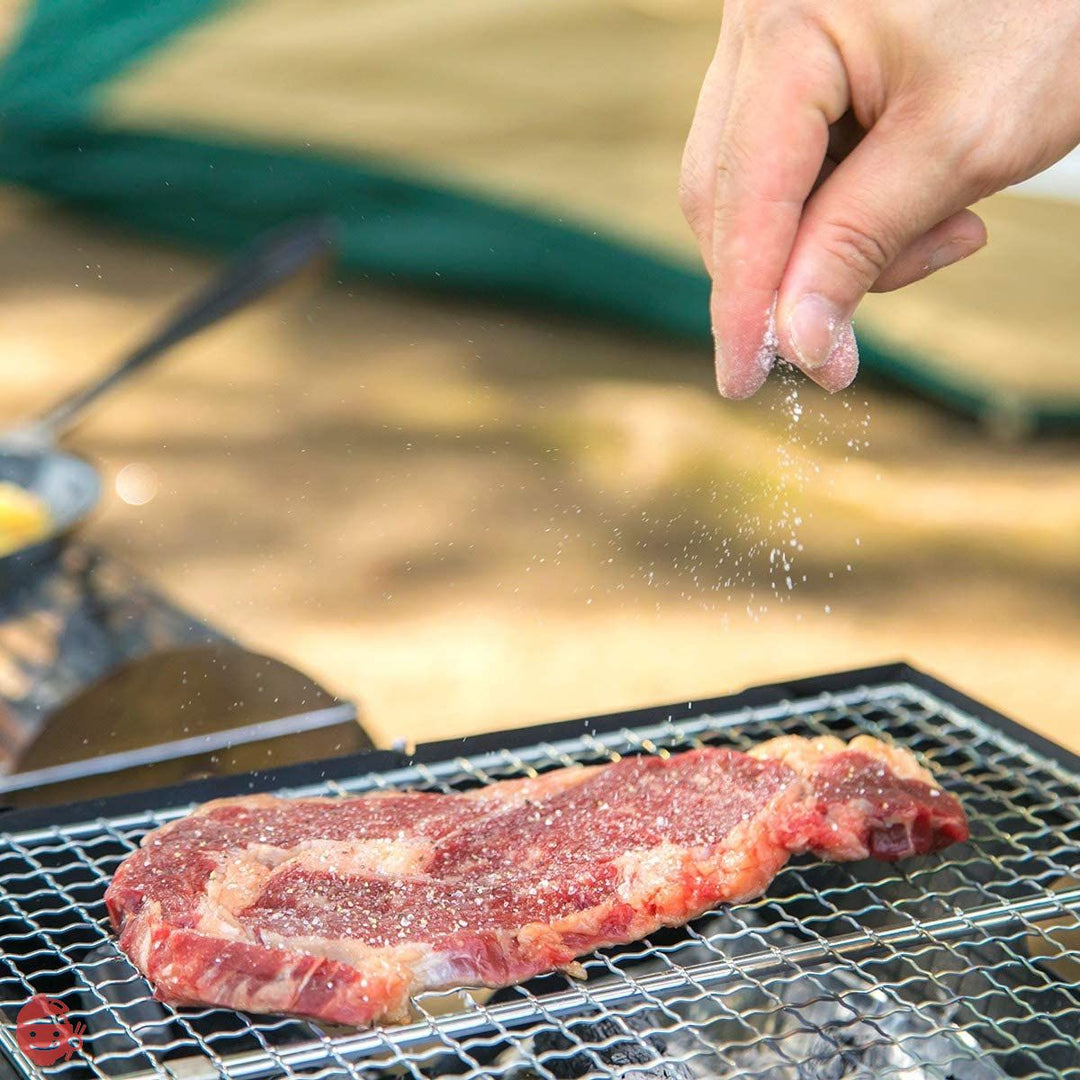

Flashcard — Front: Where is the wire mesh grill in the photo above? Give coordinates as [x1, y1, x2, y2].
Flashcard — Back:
[1, 678, 1079, 1080]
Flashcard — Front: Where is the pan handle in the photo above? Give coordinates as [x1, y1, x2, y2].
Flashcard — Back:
[33, 218, 336, 440]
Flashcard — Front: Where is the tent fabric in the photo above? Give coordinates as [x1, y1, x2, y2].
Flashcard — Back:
[0, 0, 1077, 430]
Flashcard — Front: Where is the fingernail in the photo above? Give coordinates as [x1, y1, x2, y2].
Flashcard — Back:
[715, 355, 754, 399]
[926, 240, 971, 273]
[787, 294, 845, 371]
[816, 322, 859, 393]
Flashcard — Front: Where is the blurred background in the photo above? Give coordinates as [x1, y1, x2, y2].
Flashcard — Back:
[0, 0, 1076, 786]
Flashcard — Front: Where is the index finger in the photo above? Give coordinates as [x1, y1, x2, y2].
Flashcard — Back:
[709, 33, 847, 397]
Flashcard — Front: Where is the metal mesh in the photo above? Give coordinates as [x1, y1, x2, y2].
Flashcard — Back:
[1, 679, 1078, 1080]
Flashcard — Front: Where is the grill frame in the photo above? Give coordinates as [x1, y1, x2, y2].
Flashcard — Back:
[2, 662, 1078, 1080]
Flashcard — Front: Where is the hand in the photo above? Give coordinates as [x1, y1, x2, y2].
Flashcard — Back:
[679, 0, 1080, 397]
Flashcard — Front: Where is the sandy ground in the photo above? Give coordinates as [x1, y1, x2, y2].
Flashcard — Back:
[97, 0, 1080, 406]
[1, 189, 1078, 752]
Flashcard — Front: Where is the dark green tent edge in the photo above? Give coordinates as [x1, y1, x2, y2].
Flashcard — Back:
[0, 122, 1074, 434]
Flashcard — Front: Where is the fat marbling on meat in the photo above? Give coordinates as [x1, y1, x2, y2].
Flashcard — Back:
[106, 734, 968, 1026]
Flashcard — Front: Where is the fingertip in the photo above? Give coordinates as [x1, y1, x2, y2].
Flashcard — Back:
[711, 292, 778, 399]
[954, 207, 988, 250]
[871, 209, 989, 293]
[775, 290, 857, 388]
[717, 356, 771, 399]
[781, 293, 847, 372]
[804, 321, 859, 393]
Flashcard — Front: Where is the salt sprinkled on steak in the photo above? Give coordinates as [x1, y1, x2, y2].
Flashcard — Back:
[105, 735, 967, 1027]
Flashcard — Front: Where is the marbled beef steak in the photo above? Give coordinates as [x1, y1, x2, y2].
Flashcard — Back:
[106, 735, 968, 1026]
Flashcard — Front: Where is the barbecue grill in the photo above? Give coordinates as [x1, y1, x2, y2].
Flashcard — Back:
[1, 663, 1078, 1080]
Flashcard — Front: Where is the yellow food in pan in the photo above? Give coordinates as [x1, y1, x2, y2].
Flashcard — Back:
[0, 482, 51, 557]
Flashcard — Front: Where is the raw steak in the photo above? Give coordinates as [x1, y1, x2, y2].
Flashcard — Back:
[106, 735, 967, 1026]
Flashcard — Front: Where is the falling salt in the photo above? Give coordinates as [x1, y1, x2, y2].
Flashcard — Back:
[529, 319, 871, 617]
[755, 295, 779, 375]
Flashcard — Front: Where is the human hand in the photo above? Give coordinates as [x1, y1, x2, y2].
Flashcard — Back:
[679, 0, 1080, 397]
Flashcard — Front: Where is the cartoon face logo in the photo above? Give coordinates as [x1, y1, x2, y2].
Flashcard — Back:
[15, 996, 85, 1066]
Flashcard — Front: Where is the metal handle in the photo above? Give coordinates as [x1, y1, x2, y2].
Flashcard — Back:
[34, 218, 335, 439]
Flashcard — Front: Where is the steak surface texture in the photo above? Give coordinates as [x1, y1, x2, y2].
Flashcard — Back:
[106, 735, 968, 1026]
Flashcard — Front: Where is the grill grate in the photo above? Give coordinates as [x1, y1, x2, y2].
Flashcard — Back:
[1, 677, 1079, 1079]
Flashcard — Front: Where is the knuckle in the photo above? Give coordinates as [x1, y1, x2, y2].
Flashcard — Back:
[677, 167, 708, 231]
[741, 0, 808, 42]
[957, 143, 1010, 200]
[680, 133, 737, 232]
[709, 142, 750, 230]
[714, 133, 756, 193]
[820, 219, 892, 283]
[938, 113, 1011, 198]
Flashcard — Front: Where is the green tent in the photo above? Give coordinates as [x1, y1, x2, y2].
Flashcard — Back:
[1, 0, 1077, 431]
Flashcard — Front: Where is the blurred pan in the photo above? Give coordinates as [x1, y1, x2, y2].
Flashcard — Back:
[0, 219, 333, 589]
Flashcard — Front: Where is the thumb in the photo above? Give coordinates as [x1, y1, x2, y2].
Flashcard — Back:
[776, 120, 980, 386]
